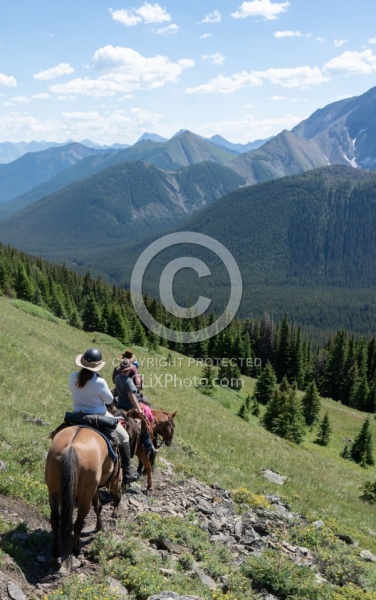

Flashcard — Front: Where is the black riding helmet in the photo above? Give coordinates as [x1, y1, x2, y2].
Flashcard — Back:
[75, 348, 106, 372]
[83, 348, 102, 363]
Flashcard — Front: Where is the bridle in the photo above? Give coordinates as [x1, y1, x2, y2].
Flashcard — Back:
[154, 416, 175, 447]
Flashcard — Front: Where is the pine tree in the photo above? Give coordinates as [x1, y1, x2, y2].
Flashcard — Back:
[272, 386, 306, 444]
[200, 364, 215, 394]
[262, 388, 285, 432]
[82, 293, 102, 332]
[237, 400, 250, 421]
[350, 418, 375, 467]
[341, 444, 351, 460]
[351, 375, 370, 412]
[250, 396, 260, 417]
[68, 305, 82, 329]
[218, 361, 243, 390]
[320, 329, 348, 401]
[288, 326, 304, 388]
[315, 411, 332, 446]
[147, 331, 160, 352]
[275, 314, 290, 382]
[365, 378, 376, 413]
[254, 361, 277, 405]
[302, 381, 321, 426]
[132, 318, 147, 347]
[14, 265, 34, 302]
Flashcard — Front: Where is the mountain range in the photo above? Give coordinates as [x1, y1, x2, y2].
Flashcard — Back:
[1, 85, 376, 335]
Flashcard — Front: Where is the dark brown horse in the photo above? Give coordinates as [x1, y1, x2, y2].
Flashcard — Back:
[114, 407, 176, 493]
[45, 425, 122, 573]
[135, 408, 176, 491]
[150, 408, 176, 449]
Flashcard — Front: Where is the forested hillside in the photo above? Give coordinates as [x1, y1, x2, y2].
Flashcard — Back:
[0, 161, 245, 251]
[1, 243, 376, 416]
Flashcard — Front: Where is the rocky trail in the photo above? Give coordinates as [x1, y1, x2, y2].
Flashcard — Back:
[0, 458, 374, 600]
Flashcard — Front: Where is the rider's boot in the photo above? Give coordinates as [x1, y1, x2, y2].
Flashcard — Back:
[119, 441, 139, 485]
[141, 430, 159, 454]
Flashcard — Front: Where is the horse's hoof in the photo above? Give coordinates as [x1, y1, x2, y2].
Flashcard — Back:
[108, 517, 117, 530]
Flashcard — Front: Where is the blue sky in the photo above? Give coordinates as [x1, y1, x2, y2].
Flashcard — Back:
[1, 0, 376, 145]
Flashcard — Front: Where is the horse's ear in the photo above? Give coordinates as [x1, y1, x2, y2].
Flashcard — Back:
[171, 410, 177, 418]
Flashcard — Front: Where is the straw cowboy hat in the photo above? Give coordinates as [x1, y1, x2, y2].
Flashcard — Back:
[121, 349, 136, 362]
[75, 348, 106, 372]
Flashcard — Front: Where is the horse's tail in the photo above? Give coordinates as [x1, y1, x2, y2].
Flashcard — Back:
[60, 443, 79, 567]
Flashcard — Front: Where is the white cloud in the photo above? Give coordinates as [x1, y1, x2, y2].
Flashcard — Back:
[333, 39, 348, 48]
[32, 93, 50, 99]
[269, 94, 302, 102]
[200, 10, 221, 23]
[232, 0, 290, 21]
[11, 96, 30, 104]
[0, 73, 17, 87]
[316, 37, 325, 43]
[187, 72, 263, 94]
[49, 46, 194, 97]
[202, 53, 225, 65]
[274, 30, 303, 38]
[186, 65, 328, 94]
[33, 63, 74, 81]
[200, 33, 212, 39]
[110, 3, 171, 27]
[324, 49, 376, 75]
[153, 24, 179, 35]
[369, 37, 376, 44]
[199, 111, 301, 142]
[259, 66, 328, 87]
[0, 108, 164, 144]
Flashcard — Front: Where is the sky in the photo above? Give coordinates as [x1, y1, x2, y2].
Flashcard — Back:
[1, 0, 376, 146]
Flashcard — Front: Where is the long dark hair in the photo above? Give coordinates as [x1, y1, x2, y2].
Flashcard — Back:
[76, 368, 94, 388]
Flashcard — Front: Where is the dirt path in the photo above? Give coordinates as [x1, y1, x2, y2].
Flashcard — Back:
[0, 467, 169, 599]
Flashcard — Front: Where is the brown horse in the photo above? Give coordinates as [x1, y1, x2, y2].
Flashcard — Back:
[150, 409, 176, 449]
[45, 425, 122, 573]
[114, 407, 176, 493]
[135, 408, 177, 491]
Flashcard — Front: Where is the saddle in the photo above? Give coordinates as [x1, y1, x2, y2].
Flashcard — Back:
[113, 408, 142, 458]
[50, 412, 120, 462]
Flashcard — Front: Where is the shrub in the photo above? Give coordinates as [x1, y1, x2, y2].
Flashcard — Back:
[231, 487, 271, 512]
[241, 549, 332, 599]
[359, 480, 376, 504]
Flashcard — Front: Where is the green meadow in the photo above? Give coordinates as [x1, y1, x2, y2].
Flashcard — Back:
[0, 295, 375, 556]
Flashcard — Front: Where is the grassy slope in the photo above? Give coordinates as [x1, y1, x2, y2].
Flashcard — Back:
[0, 296, 375, 554]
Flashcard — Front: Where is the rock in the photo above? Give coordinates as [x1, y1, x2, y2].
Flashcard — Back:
[160, 568, 176, 576]
[7, 582, 26, 600]
[194, 568, 217, 590]
[261, 469, 287, 485]
[313, 520, 325, 529]
[106, 576, 129, 595]
[0, 460, 7, 472]
[149, 537, 186, 554]
[360, 550, 376, 562]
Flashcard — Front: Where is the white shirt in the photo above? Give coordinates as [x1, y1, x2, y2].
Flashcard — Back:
[69, 372, 113, 415]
